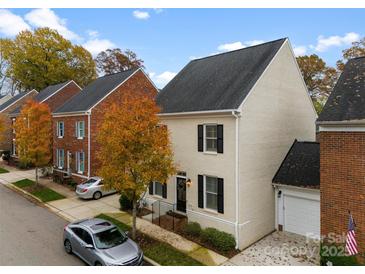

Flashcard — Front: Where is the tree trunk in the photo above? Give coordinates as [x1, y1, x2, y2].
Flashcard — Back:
[132, 198, 137, 240]
[35, 167, 38, 185]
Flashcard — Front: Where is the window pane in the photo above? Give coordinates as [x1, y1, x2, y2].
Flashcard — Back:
[206, 139, 217, 151]
[206, 193, 217, 210]
[205, 125, 217, 138]
[206, 176, 218, 193]
[154, 182, 163, 196]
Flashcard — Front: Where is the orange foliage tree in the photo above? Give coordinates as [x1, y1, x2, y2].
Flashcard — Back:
[97, 92, 176, 238]
[0, 114, 7, 143]
[14, 100, 52, 184]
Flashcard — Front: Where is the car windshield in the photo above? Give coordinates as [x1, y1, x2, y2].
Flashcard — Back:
[81, 178, 98, 187]
[93, 227, 127, 249]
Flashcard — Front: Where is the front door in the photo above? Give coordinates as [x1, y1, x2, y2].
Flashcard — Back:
[176, 177, 186, 212]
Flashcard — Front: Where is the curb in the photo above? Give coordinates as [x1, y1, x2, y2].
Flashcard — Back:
[143, 256, 160, 266]
[5, 183, 44, 204]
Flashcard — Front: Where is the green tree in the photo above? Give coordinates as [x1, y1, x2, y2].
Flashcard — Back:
[2, 28, 96, 92]
[95, 48, 144, 75]
[337, 37, 365, 71]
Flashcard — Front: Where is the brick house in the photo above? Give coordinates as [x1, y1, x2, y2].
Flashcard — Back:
[0, 89, 38, 153]
[318, 57, 365, 251]
[9, 81, 81, 157]
[52, 68, 158, 184]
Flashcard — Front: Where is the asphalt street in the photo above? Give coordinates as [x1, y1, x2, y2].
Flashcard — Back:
[0, 184, 84, 265]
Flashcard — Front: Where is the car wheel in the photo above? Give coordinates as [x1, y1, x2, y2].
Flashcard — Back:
[64, 239, 72, 254]
[95, 261, 102, 266]
[93, 191, 102, 200]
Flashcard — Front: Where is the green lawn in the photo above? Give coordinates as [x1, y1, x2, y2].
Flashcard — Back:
[0, 167, 9, 174]
[96, 214, 204, 266]
[12, 179, 65, 202]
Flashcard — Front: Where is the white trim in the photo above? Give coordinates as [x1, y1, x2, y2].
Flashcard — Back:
[140, 68, 161, 95]
[203, 175, 219, 212]
[88, 68, 141, 112]
[317, 119, 365, 125]
[273, 183, 320, 193]
[0, 89, 37, 113]
[186, 209, 235, 226]
[203, 124, 218, 153]
[87, 112, 91, 178]
[158, 109, 237, 117]
[53, 111, 86, 117]
[319, 125, 365, 132]
[233, 110, 240, 249]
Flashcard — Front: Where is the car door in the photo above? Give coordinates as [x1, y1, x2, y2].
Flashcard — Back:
[78, 228, 99, 265]
[70, 227, 85, 258]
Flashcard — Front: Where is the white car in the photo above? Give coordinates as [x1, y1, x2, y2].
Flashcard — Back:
[76, 177, 116, 200]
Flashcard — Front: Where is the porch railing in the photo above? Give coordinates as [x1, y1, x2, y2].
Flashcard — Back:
[150, 200, 187, 232]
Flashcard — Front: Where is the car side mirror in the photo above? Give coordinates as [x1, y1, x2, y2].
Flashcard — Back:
[125, 231, 129, 237]
[83, 243, 94, 249]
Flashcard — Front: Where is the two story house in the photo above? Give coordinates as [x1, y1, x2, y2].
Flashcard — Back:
[0, 90, 38, 153]
[318, 57, 365, 252]
[9, 81, 81, 157]
[149, 38, 317, 250]
[52, 68, 158, 183]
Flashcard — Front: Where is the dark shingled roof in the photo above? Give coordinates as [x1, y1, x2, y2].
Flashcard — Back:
[54, 68, 139, 113]
[318, 57, 365, 122]
[10, 81, 72, 116]
[157, 38, 286, 113]
[272, 140, 320, 189]
[0, 91, 35, 113]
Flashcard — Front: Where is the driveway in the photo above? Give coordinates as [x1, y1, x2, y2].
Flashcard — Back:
[0, 184, 84, 265]
[222, 231, 320, 266]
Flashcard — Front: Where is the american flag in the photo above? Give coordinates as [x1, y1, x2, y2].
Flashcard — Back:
[345, 213, 358, 256]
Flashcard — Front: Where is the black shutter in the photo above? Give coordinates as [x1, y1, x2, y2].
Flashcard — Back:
[162, 183, 167, 198]
[217, 178, 224, 213]
[198, 175, 204, 208]
[217, 125, 224, 154]
[198, 125, 204, 152]
[149, 182, 153, 195]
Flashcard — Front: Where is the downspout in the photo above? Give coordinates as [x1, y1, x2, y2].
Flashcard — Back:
[87, 111, 91, 178]
[232, 110, 241, 249]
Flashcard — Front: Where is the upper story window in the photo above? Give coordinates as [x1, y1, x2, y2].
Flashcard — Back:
[198, 124, 223, 154]
[76, 121, 85, 139]
[57, 121, 64, 138]
[57, 149, 64, 169]
[76, 151, 85, 173]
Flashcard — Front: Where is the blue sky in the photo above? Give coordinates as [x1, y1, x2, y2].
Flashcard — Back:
[0, 8, 364, 87]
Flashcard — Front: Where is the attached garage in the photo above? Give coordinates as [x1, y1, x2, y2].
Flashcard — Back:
[272, 140, 320, 238]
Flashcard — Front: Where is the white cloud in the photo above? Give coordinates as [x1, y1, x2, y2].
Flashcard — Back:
[150, 71, 177, 88]
[87, 30, 99, 38]
[24, 8, 81, 41]
[315, 32, 360, 52]
[293, 45, 307, 56]
[133, 10, 150, 20]
[82, 39, 116, 56]
[153, 8, 164, 14]
[0, 9, 30, 36]
[217, 39, 265, 52]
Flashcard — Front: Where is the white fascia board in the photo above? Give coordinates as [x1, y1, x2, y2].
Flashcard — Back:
[40, 81, 76, 103]
[272, 183, 320, 193]
[0, 89, 37, 113]
[157, 109, 240, 117]
[52, 111, 87, 117]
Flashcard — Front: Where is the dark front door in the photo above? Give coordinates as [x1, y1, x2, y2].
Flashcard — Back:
[176, 177, 186, 212]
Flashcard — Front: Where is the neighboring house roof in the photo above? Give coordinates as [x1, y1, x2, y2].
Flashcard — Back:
[272, 140, 320, 189]
[10, 81, 74, 116]
[0, 90, 37, 113]
[318, 57, 365, 122]
[54, 68, 140, 114]
[156, 38, 286, 114]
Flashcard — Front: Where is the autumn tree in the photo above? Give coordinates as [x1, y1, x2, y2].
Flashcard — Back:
[95, 48, 144, 75]
[2, 28, 97, 92]
[0, 38, 17, 95]
[97, 92, 176, 238]
[337, 37, 365, 71]
[14, 100, 52, 184]
[0, 114, 6, 143]
[296, 54, 338, 113]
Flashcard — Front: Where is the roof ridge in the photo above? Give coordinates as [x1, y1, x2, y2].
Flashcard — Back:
[97, 67, 140, 79]
[191, 38, 287, 62]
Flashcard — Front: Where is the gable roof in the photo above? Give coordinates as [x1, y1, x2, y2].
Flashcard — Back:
[54, 68, 140, 114]
[272, 140, 320, 189]
[10, 81, 75, 116]
[0, 90, 37, 113]
[318, 57, 365, 122]
[156, 38, 286, 114]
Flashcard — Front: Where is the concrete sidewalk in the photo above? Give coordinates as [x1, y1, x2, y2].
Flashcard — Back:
[0, 168, 36, 185]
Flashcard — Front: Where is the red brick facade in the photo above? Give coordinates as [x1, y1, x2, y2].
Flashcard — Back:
[0, 90, 37, 152]
[52, 70, 157, 183]
[320, 131, 365, 252]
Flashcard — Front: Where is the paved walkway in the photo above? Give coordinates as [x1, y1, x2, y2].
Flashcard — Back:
[222, 231, 320, 266]
[0, 168, 35, 185]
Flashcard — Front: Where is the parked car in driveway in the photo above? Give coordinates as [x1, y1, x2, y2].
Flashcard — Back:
[63, 218, 143, 266]
[76, 177, 116, 200]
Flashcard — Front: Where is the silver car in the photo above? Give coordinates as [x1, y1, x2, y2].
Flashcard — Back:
[76, 177, 116, 200]
[63, 218, 143, 266]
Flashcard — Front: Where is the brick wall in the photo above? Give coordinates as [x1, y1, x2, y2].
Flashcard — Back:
[0, 90, 37, 151]
[320, 131, 365, 252]
[45, 81, 81, 112]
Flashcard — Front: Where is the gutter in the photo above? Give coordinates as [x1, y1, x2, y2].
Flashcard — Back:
[316, 119, 365, 125]
[157, 109, 238, 117]
[87, 111, 91, 178]
[232, 110, 241, 249]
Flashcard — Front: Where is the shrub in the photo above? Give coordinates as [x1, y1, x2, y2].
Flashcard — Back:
[119, 194, 133, 211]
[201, 227, 236, 252]
[183, 222, 202, 237]
[2, 151, 10, 162]
[68, 180, 77, 190]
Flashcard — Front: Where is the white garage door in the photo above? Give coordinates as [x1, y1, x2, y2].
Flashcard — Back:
[284, 194, 320, 238]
